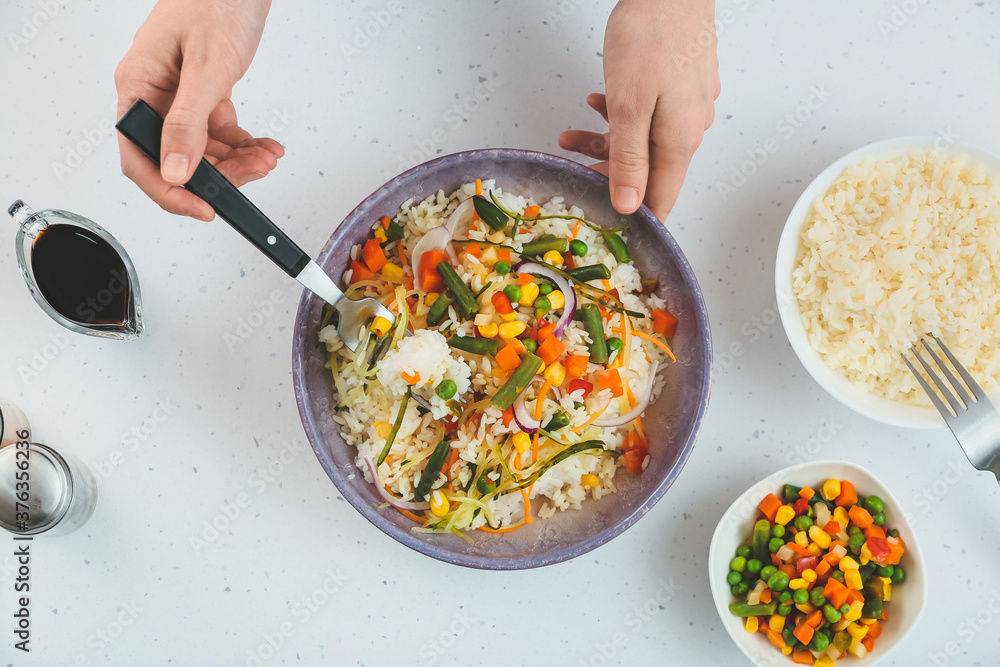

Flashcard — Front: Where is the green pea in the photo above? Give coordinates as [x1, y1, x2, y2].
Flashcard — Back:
[848, 534, 866, 554]
[794, 516, 813, 532]
[494, 260, 510, 275]
[767, 571, 790, 592]
[832, 570, 845, 584]
[607, 337, 624, 353]
[736, 545, 752, 559]
[746, 559, 763, 576]
[769, 537, 785, 553]
[888, 528, 900, 538]
[848, 525, 862, 537]
[864, 496, 884, 514]
[840, 603, 852, 615]
[876, 565, 894, 578]
[808, 630, 830, 652]
[792, 589, 808, 605]
[730, 557, 747, 573]
[809, 588, 827, 607]
[778, 603, 793, 616]
[779, 591, 792, 603]
[522, 338, 537, 353]
[891, 566, 906, 585]
[476, 475, 496, 494]
[503, 285, 522, 302]
[760, 566, 777, 582]
[435, 379, 457, 400]
[538, 283, 554, 296]
[534, 295, 551, 312]
[771, 524, 786, 539]
[731, 581, 749, 597]
[823, 604, 843, 624]
[726, 571, 742, 586]
[569, 239, 588, 257]
[873, 512, 886, 527]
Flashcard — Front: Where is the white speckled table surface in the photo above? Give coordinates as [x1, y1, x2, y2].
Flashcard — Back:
[1, 1, 999, 665]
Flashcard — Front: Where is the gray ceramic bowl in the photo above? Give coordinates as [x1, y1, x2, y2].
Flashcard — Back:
[292, 149, 712, 569]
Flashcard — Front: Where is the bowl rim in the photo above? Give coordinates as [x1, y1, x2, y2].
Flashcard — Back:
[775, 135, 1000, 429]
[291, 147, 714, 570]
[708, 459, 928, 666]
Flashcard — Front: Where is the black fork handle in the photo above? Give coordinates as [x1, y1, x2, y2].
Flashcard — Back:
[115, 99, 310, 277]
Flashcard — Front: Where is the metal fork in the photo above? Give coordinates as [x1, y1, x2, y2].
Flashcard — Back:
[901, 335, 1000, 481]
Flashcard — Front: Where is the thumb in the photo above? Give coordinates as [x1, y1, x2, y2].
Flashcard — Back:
[606, 100, 653, 215]
[160, 65, 230, 185]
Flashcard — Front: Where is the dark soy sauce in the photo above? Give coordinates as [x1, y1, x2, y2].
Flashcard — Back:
[30, 224, 132, 326]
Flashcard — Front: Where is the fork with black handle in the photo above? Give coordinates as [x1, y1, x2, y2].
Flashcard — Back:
[902, 335, 1000, 482]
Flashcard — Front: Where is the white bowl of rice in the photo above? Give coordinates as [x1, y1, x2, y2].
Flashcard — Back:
[775, 137, 1000, 428]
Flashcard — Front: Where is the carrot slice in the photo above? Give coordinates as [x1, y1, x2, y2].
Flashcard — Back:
[537, 335, 566, 366]
[650, 309, 678, 338]
[598, 368, 623, 397]
[758, 493, 782, 521]
[849, 505, 874, 529]
[349, 260, 376, 284]
[495, 345, 521, 372]
[361, 238, 388, 272]
[523, 205, 540, 217]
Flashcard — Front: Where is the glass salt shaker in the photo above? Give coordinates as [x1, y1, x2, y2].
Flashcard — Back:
[8, 200, 144, 340]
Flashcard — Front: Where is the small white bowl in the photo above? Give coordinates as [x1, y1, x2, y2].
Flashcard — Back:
[709, 460, 927, 667]
[774, 136, 1000, 428]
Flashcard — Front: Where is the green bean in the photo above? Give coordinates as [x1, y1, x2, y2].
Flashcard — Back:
[521, 237, 568, 257]
[579, 304, 609, 364]
[436, 262, 479, 319]
[472, 195, 509, 231]
[448, 334, 498, 357]
[426, 290, 455, 326]
[376, 389, 410, 466]
[490, 353, 543, 410]
[567, 264, 612, 283]
[728, 601, 777, 617]
[414, 439, 451, 500]
[601, 230, 631, 263]
[543, 413, 570, 431]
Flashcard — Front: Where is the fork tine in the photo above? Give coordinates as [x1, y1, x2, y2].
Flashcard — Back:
[909, 345, 965, 416]
[902, 352, 957, 420]
[930, 334, 990, 403]
[919, 337, 974, 409]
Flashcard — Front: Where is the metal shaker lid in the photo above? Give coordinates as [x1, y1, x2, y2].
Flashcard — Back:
[0, 443, 72, 535]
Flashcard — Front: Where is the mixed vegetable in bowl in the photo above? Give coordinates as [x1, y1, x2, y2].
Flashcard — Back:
[318, 179, 679, 540]
[727, 479, 907, 665]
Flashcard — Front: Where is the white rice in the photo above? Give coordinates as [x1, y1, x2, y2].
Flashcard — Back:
[321, 182, 672, 529]
[793, 151, 1000, 405]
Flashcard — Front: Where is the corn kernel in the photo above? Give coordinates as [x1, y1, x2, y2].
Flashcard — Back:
[878, 576, 892, 602]
[374, 227, 387, 242]
[769, 614, 785, 632]
[833, 506, 849, 528]
[839, 556, 859, 571]
[430, 489, 450, 517]
[859, 618, 877, 625]
[498, 321, 527, 338]
[744, 616, 759, 633]
[859, 542, 872, 566]
[425, 292, 440, 306]
[544, 361, 567, 386]
[780, 646, 793, 656]
[547, 289, 565, 310]
[832, 617, 850, 632]
[512, 432, 530, 454]
[845, 569, 863, 590]
[794, 531, 809, 547]
[478, 323, 499, 338]
[374, 421, 391, 438]
[518, 282, 539, 306]
[822, 479, 842, 501]
[844, 600, 864, 622]
[795, 602, 815, 614]
[774, 505, 795, 526]
[499, 311, 518, 321]
[489, 230, 506, 244]
[542, 249, 564, 267]
[846, 622, 869, 640]
[788, 578, 808, 590]
[581, 474, 599, 489]
[381, 262, 406, 282]
[809, 525, 832, 549]
[801, 569, 817, 583]
[371, 316, 392, 338]
[807, 544, 823, 557]
[847, 638, 868, 659]
[814, 657, 836, 667]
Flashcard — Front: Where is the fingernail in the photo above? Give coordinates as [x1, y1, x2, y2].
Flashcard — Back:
[162, 153, 189, 184]
[614, 186, 640, 212]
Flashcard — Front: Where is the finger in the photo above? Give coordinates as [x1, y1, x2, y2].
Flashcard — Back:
[558, 131, 610, 161]
[203, 139, 280, 172]
[606, 92, 655, 215]
[586, 93, 609, 123]
[159, 63, 233, 185]
[212, 155, 270, 187]
[589, 160, 610, 178]
[645, 110, 704, 221]
[118, 135, 216, 222]
[208, 102, 285, 158]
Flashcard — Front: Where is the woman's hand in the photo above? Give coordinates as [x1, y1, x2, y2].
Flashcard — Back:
[114, 0, 282, 221]
[560, 0, 720, 221]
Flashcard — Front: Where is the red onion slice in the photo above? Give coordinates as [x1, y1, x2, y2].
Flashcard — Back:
[364, 457, 430, 511]
[514, 262, 577, 339]
[512, 375, 545, 434]
[410, 197, 475, 276]
[592, 361, 660, 427]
